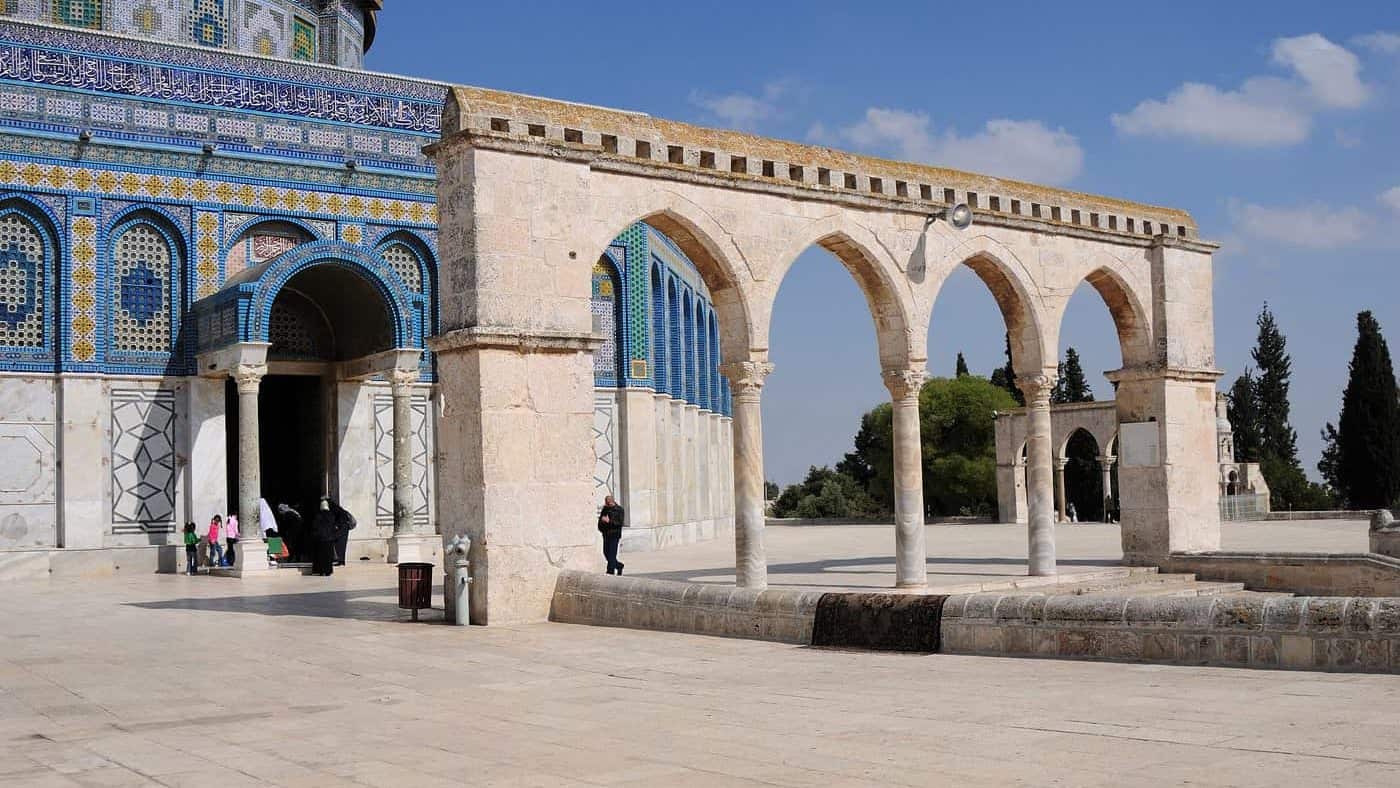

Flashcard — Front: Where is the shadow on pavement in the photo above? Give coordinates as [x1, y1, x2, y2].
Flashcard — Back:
[637, 555, 1120, 585]
[127, 586, 445, 623]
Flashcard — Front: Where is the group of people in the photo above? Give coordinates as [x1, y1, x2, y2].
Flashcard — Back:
[181, 496, 357, 576]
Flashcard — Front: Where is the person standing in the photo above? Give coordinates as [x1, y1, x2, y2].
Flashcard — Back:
[597, 495, 625, 575]
[310, 498, 337, 576]
[182, 523, 198, 575]
[206, 515, 224, 569]
[275, 503, 303, 561]
[225, 511, 239, 567]
[330, 499, 356, 566]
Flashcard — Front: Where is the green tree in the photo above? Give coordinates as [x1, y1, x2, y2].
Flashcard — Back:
[764, 480, 779, 501]
[988, 332, 1023, 405]
[1333, 311, 1400, 508]
[1226, 371, 1262, 463]
[1247, 304, 1326, 509]
[1318, 422, 1343, 497]
[1051, 347, 1093, 404]
[771, 466, 879, 519]
[955, 352, 970, 377]
[918, 375, 1018, 516]
[1252, 304, 1300, 467]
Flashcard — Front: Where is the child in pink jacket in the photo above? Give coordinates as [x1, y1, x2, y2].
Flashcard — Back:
[207, 515, 224, 568]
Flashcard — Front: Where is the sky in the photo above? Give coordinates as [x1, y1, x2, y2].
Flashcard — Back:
[367, 1, 1400, 486]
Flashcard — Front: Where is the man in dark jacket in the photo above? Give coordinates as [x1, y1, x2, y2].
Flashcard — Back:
[597, 495, 625, 575]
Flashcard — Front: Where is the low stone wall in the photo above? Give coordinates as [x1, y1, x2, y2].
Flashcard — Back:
[549, 570, 821, 643]
[1162, 551, 1400, 597]
[942, 593, 1400, 672]
[551, 571, 1400, 673]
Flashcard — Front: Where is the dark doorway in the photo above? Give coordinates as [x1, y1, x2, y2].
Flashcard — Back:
[225, 375, 326, 519]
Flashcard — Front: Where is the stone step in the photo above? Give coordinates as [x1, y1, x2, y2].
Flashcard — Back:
[1105, 580, 1247, 598]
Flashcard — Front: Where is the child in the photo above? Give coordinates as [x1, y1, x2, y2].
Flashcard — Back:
[183, 523, 198, 575]
[225, 511, 239, 567]
[207, 515, 224, 569]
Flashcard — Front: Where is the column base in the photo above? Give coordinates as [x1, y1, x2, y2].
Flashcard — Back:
[210, 542, 279, 577]
[389, 533, 440, 566]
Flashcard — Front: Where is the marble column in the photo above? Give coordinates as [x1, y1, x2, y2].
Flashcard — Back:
[1098, 455, 1115, 523]
[232, 363, 270, 574]
[720, 360, 772, 589]
[388, 367, 433, 564]
[1017, 374, 1057, 576]
[883, 367, 926, 588]
[1054, 457, 1068, 523]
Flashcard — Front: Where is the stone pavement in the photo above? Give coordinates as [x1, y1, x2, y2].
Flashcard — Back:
[3, 557, 1400, 787]
[628, 519, 1371, 590]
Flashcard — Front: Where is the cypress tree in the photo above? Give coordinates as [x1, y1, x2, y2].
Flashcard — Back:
[1051, 347, 1094, 404]
[1335, 311, 1400, 508]
[1227, 371, 1262, 463]
[987, 332, 1024, 405]
[1252, 304, 1300, 467]
[955, 352, 970, 377]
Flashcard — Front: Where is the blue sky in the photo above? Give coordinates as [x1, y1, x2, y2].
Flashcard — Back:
[368, 2, 1400, 486]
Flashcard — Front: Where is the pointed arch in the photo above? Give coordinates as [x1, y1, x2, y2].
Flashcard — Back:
[105, 205, 188, 362]
[0, 194, 60, 362]
[588, 191, 756, 362]
[1075, 256, 1154, 369]
[934, 234, 1047, 375]
[771, 213, 918, 369]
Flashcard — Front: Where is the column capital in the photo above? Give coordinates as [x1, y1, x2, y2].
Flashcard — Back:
[1015, 373, 1056, 406]
[720, 361, 774, 397]
[232, 362, 266, 394]
[1097, 454, 1117, 467]
[388, 366, 420, 394]
[1054, 457, 1068, 471]
[881, 367, 925, 400]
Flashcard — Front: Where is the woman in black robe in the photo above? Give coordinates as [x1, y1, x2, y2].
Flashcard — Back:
[310, 498, 337, 576]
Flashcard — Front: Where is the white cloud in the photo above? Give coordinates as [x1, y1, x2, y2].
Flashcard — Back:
[1112, 33, 1368, 147]
[1354, 31, 1400, 54]
[689, 79, 799, 131]
[1380, 187, 1400, 215]
[1230, 200, 1372, 248]
[824, 108, 1084, 185]
[1271, 34, 1368, 108]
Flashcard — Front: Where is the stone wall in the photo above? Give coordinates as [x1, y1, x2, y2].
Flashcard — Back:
[1161, 552, 1400, 597]
[941, 592, 1400, 672]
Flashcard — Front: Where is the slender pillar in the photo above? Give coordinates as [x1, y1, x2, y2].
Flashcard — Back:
[1054, 457, 1068, 523]
[720, 360, 772, 589]
[883, 367, 927, 588]
[232, 363, 268, 572]
[1098, 455, 1115, 523]
[1017, 374, 1057, 576]
[388, 366, 434, 564]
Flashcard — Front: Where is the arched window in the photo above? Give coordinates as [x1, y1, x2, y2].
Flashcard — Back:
[591, 257, 623, 385]
[111, 221, 176, 354]
[650, 264, 666, 392]
[0, 207, 50, 349]
[683, 293, 697, 404]
[379, 242, 424, 294]
[696, 304, 710, 410]
[666, 277, 682, 398]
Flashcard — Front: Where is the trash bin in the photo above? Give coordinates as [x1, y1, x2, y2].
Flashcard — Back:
[397, 562, 433, 621]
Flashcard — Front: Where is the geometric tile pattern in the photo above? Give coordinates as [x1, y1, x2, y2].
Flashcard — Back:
[592, 394, 617, 496]
[379, 242, 420, 293]
[0, 210, 45, 347]
[111, 222, 172, 353]
[291, 13, 314, 60]
[186, 0, 225, 48]
[68, 215, 97, 362]
[193, 210, 219, 297]
[0, 160, 437, 226]
[591, 257, 620, 384]
[372, 391, 430, 528]
[110, 388, 177, 533]
[52, 0, 102, 29]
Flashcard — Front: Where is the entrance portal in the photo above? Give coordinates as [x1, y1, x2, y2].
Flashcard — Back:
[225, 375, 326, 519]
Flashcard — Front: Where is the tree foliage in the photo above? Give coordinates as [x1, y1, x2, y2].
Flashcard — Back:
[1226, 370, 1263, 463]
[1243, 304, 1330, 509]
[771, 466, 881, 519]
[1332, 311, 1400, 508]
[955, 352, 970, 377]
[988, 332, 1023, 405]
[1051, 347, 1094, 404]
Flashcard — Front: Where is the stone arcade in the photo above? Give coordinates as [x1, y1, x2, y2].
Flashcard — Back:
[429, 86, 1225, 624]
